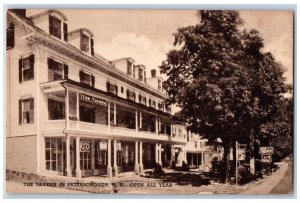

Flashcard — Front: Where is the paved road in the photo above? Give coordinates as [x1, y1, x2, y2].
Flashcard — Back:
[240, 161, 292, 195]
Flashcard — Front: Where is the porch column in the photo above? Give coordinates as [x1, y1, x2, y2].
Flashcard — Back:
[113, 139, 118, 177]
[76, 137, 81, 178]
[108, 102, 111, 129]
[139, 141, 143, 172]
[155, 143, 159, 163]
[135, 110, 138, 132]
[191, 153, 194, 166]
[76, 92, 79, 129]
[139, 112, 142, 130]
[155, 116, 159, 134]
[107, 139, 112, 178]
[91, 140, 95, 170]
[113, 103, 117, 126]
[201, 150, 204, 169]
[65, 89, 69, 129]
[158, 143, 162, 165]
[66, 135, 72, 177]
[135, 141, 139, 173]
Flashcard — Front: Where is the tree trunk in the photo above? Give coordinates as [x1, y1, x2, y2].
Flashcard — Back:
[232, 139, 237, 184]
[222, 139, 230, 183]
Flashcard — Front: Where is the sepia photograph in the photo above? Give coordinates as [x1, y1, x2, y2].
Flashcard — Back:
[5, 7, 294, 196]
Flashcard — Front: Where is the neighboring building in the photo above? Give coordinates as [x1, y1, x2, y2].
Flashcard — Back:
[6, 9, 192, 179]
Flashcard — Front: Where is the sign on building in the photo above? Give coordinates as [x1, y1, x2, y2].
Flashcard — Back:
[99, 141, 107, 150]
[261, 154, 272, 163]
[237, 148, 246, 160]
[80, 140, 90, 152]
[80, 93, 107, 106]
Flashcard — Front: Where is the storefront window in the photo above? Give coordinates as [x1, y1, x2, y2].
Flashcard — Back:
[80, 140, 91, 170]
[45, 137, 65, 173]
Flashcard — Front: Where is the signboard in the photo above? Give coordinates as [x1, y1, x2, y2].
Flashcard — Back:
[80, 93, 107, 106]
[237, 148, 246, 161]
[261, 154, 272, 163]
[99, 141, 107, 150]
[259, 147, 274, 154]
[80, 141, 90, 152]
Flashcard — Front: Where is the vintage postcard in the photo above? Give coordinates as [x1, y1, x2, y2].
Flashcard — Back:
[5, 8, 294, 195]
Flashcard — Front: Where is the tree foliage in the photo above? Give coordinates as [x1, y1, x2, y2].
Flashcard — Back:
[160, 10, 289, 179]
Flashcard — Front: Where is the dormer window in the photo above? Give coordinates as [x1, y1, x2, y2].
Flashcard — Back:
[138, 68, 143, 81]
[127, 61, 132, 76]
[49, 15, 61, 39]
[80, 33, 89, 53]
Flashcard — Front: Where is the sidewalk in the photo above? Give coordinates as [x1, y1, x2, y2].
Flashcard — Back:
[239, 161, 289, 194]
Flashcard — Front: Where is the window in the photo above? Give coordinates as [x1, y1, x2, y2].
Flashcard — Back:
[80, 140, 91, 170]
[45, 137, 65, 172]
[139, 95, 146, 105]
[149, 99, 156, 108]
[106, 82, 118, 95]
[121, 87, 124, 93]
[48, 99, 65, 120]
[158, 102, 164, 111]
[49, 15, 61, 39]
[19, 55, 34, 82]
[80, 106, 95, 123]
[126, 90, 136, 102]
[19, 98, 34, 124]
[79, 70, 95, 87]
[80, 33, 89, 53]
[6, 23, 14, 49]
[48, 58, 68, 81]
[127, 61, 132, 75]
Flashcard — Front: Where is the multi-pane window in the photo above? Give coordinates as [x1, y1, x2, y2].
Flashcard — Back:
[127, 61, 132, 76]
[48, 99, 65, 120]
[107, 82, 118, 95]
[126, 90, 136, 102]
[139, 95, 146, 105]
[45, 137, 65, 172]
[19, 55, 34, 82]
[6, 23, 14, 49]
[79, 70, 95, 87]
[80, 140, 91, 170]
[48, 58, 68, 81]
[80, 34, 89, 53]
[158, 102, 164, 111]
[149, 99, 156, 108]
[19, 98, 34, 124]
[138, 68, 143, 81]
[49, 15, 61, 39]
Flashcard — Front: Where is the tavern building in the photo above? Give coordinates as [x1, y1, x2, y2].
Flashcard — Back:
[6, 9, 208, 179]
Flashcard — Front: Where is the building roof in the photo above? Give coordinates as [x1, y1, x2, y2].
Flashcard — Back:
[28, 9, 68, 21]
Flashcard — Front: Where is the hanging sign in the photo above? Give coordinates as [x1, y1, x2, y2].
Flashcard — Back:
[259, 147, 274, 154]
[80, 93, 107, 106]
[99, 141, 107, 150]
[237, 148, 246, 161]
[80, 140, 90, 152]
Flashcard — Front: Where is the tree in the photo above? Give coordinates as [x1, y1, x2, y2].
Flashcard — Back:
[160, 10, 287, 182]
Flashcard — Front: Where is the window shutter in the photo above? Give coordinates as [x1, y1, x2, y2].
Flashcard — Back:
[90, 38, 94, 56]
[49, 15, 53, 35]
[144, 71, 146, 83]
[19, 99, 22, 124]
[79, 70, 84, 82]
[19, 58, 22, 83]
[63, 22, 68, 42]
[29, 55, 35, 79]
[91, 75, 95, 87]
[106, 81, 110, 91]
[139, 95, 141, 103]
[115, 85, 118, 96]
[47, 58, 53, 69]
[30, 98, 34, 123]
[64, 64, 69, 79]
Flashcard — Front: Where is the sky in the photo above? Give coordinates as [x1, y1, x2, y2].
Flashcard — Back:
[27, 9, 294, 84]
